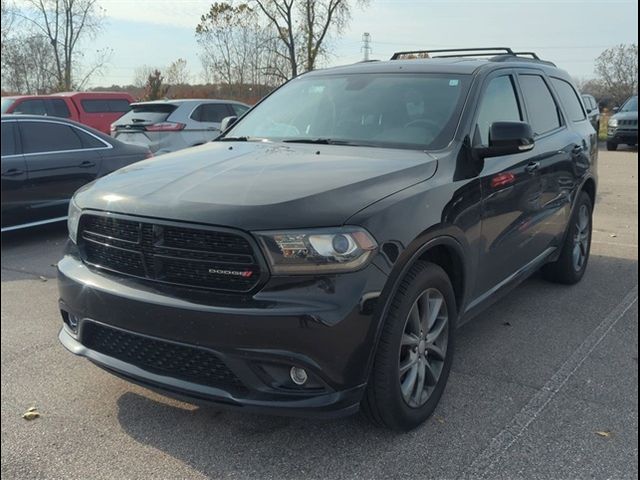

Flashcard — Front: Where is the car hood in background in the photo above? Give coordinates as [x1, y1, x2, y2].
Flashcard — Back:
[75, 141, 438, 230]
[611, 111, 638, 122]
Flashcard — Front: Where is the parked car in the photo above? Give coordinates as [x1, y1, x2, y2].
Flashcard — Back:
[110, 99, 250, 154]
[1, 92, 134, 135]
[606, 95, 638, 151]
[1, 115, 151, 232]
[58, 47, 597, 431]
[581, 93, 600, 133]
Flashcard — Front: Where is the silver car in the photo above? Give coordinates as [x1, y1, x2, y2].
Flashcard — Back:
[111, 99, 250, 154]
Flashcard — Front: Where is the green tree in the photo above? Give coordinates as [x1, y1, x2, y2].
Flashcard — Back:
[143, 70, 169, 101]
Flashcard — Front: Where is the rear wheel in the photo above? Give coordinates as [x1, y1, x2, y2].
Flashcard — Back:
[542, 192, 593, 284]
[362, 261, 456, 431]
[606, 141, 618, 151]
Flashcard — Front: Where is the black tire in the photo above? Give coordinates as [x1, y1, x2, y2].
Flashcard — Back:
[542, 192, 593, 285]
[606, 141, 618, 151]
[362, 261, 456, 431]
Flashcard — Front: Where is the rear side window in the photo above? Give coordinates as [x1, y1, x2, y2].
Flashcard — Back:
[231, 104, 249, 116]
[73, 127, 108, 148]
[518, 75, 561, 135]
[81, 99, 131, 113]
[1, 122, 17, 156]
[21, 121, 84, 154]
[551, 78, 586, 122]
[46, 99, 71, 118]
[115, 104, 177, 125]
[582, 95, 594, 110]
[13, 99, 46, 115]
[191, 104, 231, 123]
[475, 75, 522, 145]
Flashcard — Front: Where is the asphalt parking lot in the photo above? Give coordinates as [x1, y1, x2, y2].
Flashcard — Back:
[1, 147, 637, 480]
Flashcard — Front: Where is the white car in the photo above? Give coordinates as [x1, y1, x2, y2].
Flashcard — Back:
[111, 99, 250, 154]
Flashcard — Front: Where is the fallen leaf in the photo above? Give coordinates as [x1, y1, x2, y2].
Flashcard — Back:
[610, 234, 617, 238]
[434, 416, 446, 424]
[503, 321, 512, 327]
[22, 407, 40, 421]
[39, 276, 48, 282]
[595, 430, 612, 438]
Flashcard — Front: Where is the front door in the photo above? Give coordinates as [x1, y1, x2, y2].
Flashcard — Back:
[1, 120, 29, 229]
[472, 72, 546, 298]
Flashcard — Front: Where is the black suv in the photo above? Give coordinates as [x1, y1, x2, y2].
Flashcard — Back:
[58, 48, 598, 431]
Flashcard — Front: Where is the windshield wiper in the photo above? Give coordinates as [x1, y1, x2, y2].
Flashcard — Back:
[282, 138, 381, 147]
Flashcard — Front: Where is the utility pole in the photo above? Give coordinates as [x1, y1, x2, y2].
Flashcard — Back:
[361, 32, 372, 61]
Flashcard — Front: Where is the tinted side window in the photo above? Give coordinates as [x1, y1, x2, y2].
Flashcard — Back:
[551, 78, 586, 122]
[192, 104, 231, 123]
[21, 121, 83, 154]
[108, 99, 132, 112]
[518, 75, 561, 135]
[475, 75, 522, 145]
[1, 122, 17, 156]
[231, 104, 249, 116]
[81, 99, 109, 113]
[73, 127, 107, 148]
[46, 99, 72, 118]
[13, 99, 46, 115]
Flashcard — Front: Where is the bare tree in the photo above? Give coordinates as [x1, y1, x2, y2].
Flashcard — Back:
[132, 65, 159, 88]
[253, 0, 367, 77]
[594, 44, 638, 107]
[1, 33, 58, 93]
[196, 2, 288, 92]
[20, 0, 108, 90]
[1, 0, 16, 48]
[165, 58, 191, 85]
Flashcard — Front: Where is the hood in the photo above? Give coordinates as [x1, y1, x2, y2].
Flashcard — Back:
[611, 111, 638, 121]
[75, 141, 438, 230]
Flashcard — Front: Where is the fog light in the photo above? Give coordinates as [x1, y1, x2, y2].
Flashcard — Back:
[289, 366, 308, 386]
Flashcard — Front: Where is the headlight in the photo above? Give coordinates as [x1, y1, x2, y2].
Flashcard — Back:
[608, 117, 618, 127]
[255, 227, 377, 274]
[67, 198, 82, 243]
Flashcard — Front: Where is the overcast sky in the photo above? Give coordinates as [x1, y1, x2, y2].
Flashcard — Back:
[90, 0, 638, 86]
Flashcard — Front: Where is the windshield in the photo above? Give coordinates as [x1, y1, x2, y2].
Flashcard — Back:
[226, 73, 470, 150]
[1, 97, 16, 113]
[620, 96, 638, 112]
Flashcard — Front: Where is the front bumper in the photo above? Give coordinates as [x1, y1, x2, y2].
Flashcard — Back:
[607, 127, 638, 144]
[57, 248, 388, 418]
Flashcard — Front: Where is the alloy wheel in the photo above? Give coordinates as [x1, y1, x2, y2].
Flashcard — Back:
[572, 204, 590, 272]
[398, 288, 449, 408]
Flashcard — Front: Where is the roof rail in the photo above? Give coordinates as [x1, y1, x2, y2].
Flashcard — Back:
[490, 53, 556, 67]
[391, 47, 514, 60]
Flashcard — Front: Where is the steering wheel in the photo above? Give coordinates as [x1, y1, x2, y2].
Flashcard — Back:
[404, 118, 441, 133]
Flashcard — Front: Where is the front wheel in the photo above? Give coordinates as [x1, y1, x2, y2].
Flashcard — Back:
[542, 191, 593, 284]
[362, 261, 456, 431]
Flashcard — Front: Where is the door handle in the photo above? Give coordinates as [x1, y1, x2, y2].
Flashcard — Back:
[1, 168, 24, 177]
[78, 161, 96, 168]
[525, 161, 540, 174]
[206, 127, 220, 131]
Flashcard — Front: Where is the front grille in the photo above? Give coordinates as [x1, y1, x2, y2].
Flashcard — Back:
[82, 322, 247, 393]
[78, 214, 262, 292]
[619, 119, 638, 127]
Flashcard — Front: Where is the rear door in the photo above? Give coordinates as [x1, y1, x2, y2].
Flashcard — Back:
[1, 120, 29, 229]
[19, 119, 106, 222]
[515, 72, 580, 249]
[473, 70, 546, 295]
[189, 103, 235, 142]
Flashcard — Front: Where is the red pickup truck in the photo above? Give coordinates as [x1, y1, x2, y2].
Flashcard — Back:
[1, 92, 134, 135]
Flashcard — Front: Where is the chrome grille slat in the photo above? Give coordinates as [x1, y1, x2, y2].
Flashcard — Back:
[78, 214, 262, 292]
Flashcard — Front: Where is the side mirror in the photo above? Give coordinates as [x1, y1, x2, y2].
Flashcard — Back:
[220, 116, 238, 132]
[476, 122, 535, 159]
[613, 106, 620, 113]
